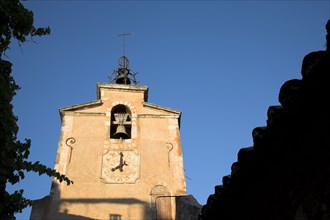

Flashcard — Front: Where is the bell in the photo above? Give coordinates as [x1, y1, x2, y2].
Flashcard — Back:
[116, 73, 131, 85]
[113, 125, 129, 139]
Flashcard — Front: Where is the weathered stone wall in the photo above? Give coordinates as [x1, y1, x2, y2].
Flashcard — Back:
[199, 20, 330, 220]
[30, 84, 187, 220]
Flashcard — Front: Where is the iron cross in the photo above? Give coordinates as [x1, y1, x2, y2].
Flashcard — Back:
[116, 32, 134, 56]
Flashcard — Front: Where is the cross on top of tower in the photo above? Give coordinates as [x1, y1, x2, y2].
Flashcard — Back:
[116, 32, 134, 57]
[109, 32, 138, 85]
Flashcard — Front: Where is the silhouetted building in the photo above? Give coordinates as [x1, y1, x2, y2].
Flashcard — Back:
[199, 20, 330, 220]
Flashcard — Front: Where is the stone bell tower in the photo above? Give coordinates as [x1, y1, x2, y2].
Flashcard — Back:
[30, 55, 188, 219]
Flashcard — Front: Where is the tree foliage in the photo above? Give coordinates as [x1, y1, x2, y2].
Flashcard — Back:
[0, 0, 72, 218]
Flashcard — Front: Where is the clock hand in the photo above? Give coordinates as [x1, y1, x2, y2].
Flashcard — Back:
[119, 160, 128, 172]
[111, 165, 120, 172]
[111, 152, 128, 172]
[119, 152, 124, 165]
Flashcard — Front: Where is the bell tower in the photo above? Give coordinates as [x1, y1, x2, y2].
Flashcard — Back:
[30, 54, 188, 219]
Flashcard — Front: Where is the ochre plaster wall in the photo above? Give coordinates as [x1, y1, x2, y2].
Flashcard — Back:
[32, 84, 186, 220]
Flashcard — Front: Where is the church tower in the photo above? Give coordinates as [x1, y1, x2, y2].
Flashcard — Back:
[30, 55, 187, 219]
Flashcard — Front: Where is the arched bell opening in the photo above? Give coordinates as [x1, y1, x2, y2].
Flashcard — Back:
[110, 105, 132, 139]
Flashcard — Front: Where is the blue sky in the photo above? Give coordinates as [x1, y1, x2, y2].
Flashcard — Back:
[6, 1, 329, 219]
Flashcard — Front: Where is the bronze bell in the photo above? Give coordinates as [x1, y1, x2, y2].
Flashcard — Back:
[113, 125, 129, 139]
[113, 113, 129, 139]
[115, 71, 131, 85]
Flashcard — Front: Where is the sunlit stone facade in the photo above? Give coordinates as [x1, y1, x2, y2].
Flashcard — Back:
[30, 83, 187, 219]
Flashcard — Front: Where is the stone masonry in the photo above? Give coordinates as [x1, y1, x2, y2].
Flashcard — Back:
[30, 66, 201, 219]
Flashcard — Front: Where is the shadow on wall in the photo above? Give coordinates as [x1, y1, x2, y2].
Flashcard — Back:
[30, 182, 149, 220]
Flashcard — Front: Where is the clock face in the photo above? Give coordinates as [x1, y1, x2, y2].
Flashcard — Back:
[101, 151, 140, 184]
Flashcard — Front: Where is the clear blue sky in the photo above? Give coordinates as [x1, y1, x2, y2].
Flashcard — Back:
[6, 1, 329, 219]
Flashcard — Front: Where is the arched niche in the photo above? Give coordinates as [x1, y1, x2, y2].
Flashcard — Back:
[150, 185, 172, 220]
